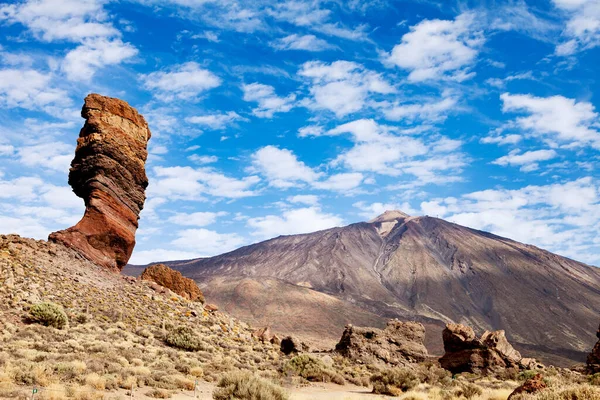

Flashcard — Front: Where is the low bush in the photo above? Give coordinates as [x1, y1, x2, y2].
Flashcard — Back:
[283, 355, 344, 385]
[370, 368, 420, 396]
[29, 303, 68, 329]
[213, 370, 288, 400]
[511, 384, 600, 400]
[165, 326, 202, 351]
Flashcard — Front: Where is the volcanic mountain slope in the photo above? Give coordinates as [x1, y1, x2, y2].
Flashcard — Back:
[130, 211, 600, 365]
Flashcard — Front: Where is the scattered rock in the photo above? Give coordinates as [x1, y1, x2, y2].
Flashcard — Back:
[508, 374, 547, 399]
[587, 323, 600, 374]
[335, 319, 428, 366]
[205, 303, 219, 313]
[270, 334, 281, 346]
[141, 264, 204, 303]
[49, 94, 151, 272]
[280, 336, 303, 355]
[253, 326, 274, 343]
[439, 323, 526, 374]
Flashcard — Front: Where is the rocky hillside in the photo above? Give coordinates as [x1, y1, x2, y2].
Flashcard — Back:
[130, 211, 600, 366]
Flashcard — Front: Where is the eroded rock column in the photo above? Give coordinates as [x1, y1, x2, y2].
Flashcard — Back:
[49, 94, 151, 272]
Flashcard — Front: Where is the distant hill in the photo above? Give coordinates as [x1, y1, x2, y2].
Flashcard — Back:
[126, 211, 600, 365]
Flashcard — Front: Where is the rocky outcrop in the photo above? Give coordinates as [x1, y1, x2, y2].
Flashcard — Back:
[587, 324, 600, 374]
[141, 264, 204, 303]
[508, 374, 547, 399]
[335, 320, 428, 366]
[280, 336, 304, 355]
[49, 94, 151, 272]
[439, 323, 536, 374]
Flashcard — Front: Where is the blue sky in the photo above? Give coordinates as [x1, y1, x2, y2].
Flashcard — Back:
[0, 0, 599, 266]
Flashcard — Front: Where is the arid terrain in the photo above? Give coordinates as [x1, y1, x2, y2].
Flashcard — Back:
[128, 211, 600, 366]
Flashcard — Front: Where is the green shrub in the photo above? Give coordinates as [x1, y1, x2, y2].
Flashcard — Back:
[282, 355, 345, 385]
[213, 371, 288, 400]
[589, 373, 600, 386]
[165, 326, 203, 351]
[370, 368, 419, 396]
[29, 302, 68, 329]
[518, 369, 539, 381]
[511, 385, 600, 400]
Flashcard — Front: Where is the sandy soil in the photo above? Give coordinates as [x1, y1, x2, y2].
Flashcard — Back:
[140, 382, 386, 400]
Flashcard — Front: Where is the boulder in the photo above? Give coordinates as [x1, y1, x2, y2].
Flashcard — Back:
[335, 319, 428, 366]
[439, 323, 525, 374]
[49, 94, 151, 272]
[204, 303, 219, 313]
[508, 374, 547, 399]
[587, 324, 600, 374]
[280, 336, 303, 355]
[141, 264, 204, 303]
[253, 326, 274, 343]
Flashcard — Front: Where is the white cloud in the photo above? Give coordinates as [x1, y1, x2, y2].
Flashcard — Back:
[553, 0, 600, 55]
[242, 83, 296, 118]
[492, 149, 558, 171]
[480, 134, 522, 145]
[251, 146, 321, 188]
[384, 12, 483, 82]
[270, 34, 334, 51]
[0, 68, 70, 111]
[141, 62, 222, 101]
[17, 142, 74, 171]
[186, 111, 245, 130]
[150, 166, 260, 199]
[0, 144, 15, 155]
[247, 207, 343, 239]
[299, 60, 395, 117]
[380, 92, 459, 122]
[288, 194, 320, 206]
[62, 38, 138, 81]
[501, 93, 600, 149]
[171, 228, 246, 254]
[129, 249, 202, 265]
[0, 0, 115, 42]
[313, 172, 364, 191]
[168, 211, 227, 227]
[188, 155, 218, 164]
[298, 125, 324, 138]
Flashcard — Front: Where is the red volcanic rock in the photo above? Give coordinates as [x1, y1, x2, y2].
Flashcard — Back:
[508, 374, 547, 399]
[49, 94, 151, 272]
[439, 323, 525, 374]
[587, 323, 600, 373]
[253, 326, 274, 343]
[141, 264, 205, 303]
[205, 303, 219, 313]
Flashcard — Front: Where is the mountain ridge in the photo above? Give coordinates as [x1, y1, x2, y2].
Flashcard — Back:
[126, 210, 600, 365]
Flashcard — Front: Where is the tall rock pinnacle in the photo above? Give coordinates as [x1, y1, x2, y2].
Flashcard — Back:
[49, 94, 151, 272]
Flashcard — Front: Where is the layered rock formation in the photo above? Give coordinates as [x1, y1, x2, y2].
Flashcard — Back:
[141, 264, 205, 303]
[335, 320, 428, 366]
[587, 324, 600, 373]
[439, 323, 536, 374]
[49, 94, 151, 272]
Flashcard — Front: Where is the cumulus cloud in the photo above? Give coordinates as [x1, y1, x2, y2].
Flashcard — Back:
[0, 68, 70, 111]
[242, 83, 296, 118]
[384, 12, 483, 82]
[186, 111, 245, 130]
[150, 166, 260, 199]
[553, 0, 600, 55]
[62, 38, 137, 81]
[353, 201, 417, 219]
[500, 93, 600, 149]
[250, 146, 321, 188]
[251, 146, 364, 191]
[171, 228, 246, 255]
[287, 194, 320, 206]
[299, 60, 395, 117]
[141, 62, 222, 101]
[168, 211, 228, 227]
[492, 149, 558, 172]
[270, 34, 334, 51]
[247, 207, 344, 239]
[16, 141, 74, 171]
